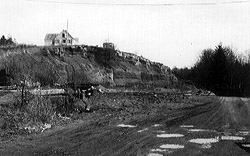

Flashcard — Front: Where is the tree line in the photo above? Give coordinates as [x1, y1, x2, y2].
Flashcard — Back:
[173, 44, 250, 97]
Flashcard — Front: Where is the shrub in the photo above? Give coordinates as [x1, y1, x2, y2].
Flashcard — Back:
[26, 95, 55, 123]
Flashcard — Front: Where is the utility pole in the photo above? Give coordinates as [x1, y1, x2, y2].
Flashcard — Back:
[67, 19, 69, 32]
[66, 19, 69, 45]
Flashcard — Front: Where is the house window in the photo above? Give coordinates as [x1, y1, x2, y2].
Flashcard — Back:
[63, 40, 66, 43]
[68, 40, 71, 43]
[62, 33, 65, 38]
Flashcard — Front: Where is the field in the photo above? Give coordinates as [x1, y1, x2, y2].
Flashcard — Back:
[0, 90, 250, 156]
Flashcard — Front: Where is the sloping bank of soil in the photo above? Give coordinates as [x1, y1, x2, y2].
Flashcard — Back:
[0, 45, 177, 87]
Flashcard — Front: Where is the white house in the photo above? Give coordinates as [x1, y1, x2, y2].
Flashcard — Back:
[44, 30, 78, 46]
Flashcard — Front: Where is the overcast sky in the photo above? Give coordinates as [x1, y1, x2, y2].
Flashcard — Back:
[1, 0, 249, 68]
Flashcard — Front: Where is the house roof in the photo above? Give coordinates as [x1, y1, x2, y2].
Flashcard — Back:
[44, 30, 74, 41]
[60, 30, 74, 39]
[44, 33, 58, 40]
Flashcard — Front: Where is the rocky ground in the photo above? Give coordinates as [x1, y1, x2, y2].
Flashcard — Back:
[0, 91, 250, 156]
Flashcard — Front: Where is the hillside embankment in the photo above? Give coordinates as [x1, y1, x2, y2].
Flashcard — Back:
[0, 45, 177, 87]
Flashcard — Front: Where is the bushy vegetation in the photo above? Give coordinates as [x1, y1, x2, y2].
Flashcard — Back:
[0, 90, 78, 139]
[0, 35, 16, 46]
[173, 44, 250, 96]
[0, 92, 51, 138]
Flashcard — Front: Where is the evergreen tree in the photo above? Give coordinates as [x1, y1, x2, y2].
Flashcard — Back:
[173, 43, 250, 96]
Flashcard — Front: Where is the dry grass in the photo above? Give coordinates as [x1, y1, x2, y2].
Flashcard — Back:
[0, 91, 74, 139]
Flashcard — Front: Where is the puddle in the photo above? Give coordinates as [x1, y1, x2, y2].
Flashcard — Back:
[189, 138, 219, 144]
[239, 131, 250, 136]
[138, 128, 149, 133]
[150, 149, 174, 154]
[220, 132, 232, 136]
[156, 130, 166, 133]
[240, 98, 249, 102]
[236, 143, 250, 153]
[117, 124, 137, 128]
[188, 129, 215, 132]
[200, 144, 212, 149]
[160, 144, 184, 149]
[157, 134, 184, 138]
[220, 136, 244, 141]
[153, 124, 161, 127]
[150, 149, 166, 152]
[242, 144, 250, 148]
[148, 153, 163, 156]
[180, 125, 194, 128]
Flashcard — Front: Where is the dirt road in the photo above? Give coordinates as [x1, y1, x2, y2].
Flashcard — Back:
[1, 96, 250, 156]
